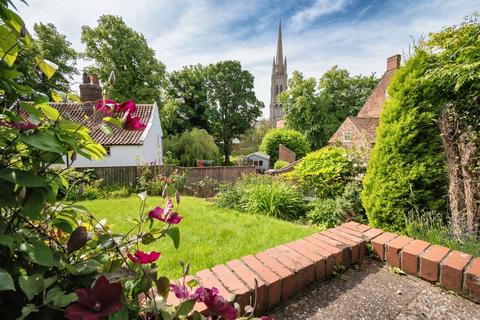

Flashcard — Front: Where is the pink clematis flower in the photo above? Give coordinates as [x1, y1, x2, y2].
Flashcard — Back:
[148, 198, 183, 224]
[198, 287, 237, 320]
[116, 99, 136, 114]
[127, 250, 160, 264]
[95, 99, 117, 114]
[65, 276, 122, 320]
[123, 112, 146, 131]
[170, 284, 204, 301]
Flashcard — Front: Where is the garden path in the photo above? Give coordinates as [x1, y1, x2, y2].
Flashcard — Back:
[269, 259, 480, 320]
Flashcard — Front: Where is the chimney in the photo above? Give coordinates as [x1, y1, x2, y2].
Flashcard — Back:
[387, 54, 401, 71]
[79, 72, 103, 103]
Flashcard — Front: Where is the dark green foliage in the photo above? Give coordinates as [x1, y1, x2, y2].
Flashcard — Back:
[238, 120, 272, 155]
[260, 128, 310, 163]
[81, 15, 166, 103]
[279, 68, 378, 149]
[307, 182, 365, 228]
[214, 174, 306, 220]
[291, 146, 354, 198]
[163, 128, 221, 167]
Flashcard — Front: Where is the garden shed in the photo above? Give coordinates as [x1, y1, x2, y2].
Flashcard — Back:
[246, 151, 270, 172]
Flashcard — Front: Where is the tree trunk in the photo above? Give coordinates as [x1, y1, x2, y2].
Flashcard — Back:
[438, 103, 480, 234]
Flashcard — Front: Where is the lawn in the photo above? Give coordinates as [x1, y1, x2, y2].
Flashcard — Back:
[80, 196, 317, 279]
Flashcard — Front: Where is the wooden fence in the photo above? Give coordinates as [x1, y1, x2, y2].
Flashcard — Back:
[81, 165, 256, 186]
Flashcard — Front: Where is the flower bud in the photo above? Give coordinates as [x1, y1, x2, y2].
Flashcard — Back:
[77, 183, 85, 195]
[175, 190, 181, 204]
[161, 185, 168, 199]
[108, 70, 116, 87]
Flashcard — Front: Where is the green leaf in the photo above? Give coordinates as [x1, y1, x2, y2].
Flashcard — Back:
[22, 188, 47, 219]
[16, 304, 37, 320]
[0, 169, 47, 187]
[20, 241, 54, 267]
[176, 299, 196, 317]
[19, 274, 44, 300]
[165, 227, 180, 249]
[99, 123, 112, 135]
[38, 103, 60, 120]
[45, 286, 78, 307]
[108, 308, 129, 320]
[67, 226, 88, 254]
[43, 276, 58, 290]
[35, 56, 58, 79]
[19, 102, 43, 119]
[155, 276, 170, 299]
[20, 130, 67, 154]
[33, 92, 49, 104]
[51, 90, 66, 103]
[0, 25, 18, 66]
[0, 267, 15, 291]
[103, 116, 123, 128]
[0, 235, 14, 253]
[0, 181, 16, 207]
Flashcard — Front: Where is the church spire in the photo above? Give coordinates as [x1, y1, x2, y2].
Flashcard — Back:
[275, 20, 283, 67]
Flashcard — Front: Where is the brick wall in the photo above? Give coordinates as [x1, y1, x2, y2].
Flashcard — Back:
[169, 222, 480, 316]
[278, 144, 296, 163]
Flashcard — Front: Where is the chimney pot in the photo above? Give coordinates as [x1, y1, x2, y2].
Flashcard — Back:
[82, 72, 90, 84]
[387, 54, 401, 71]
[90, 74, 100, 85]
[79, 72, 102, 103]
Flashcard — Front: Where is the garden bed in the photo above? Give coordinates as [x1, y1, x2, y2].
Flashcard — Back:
[80, 196, 317, 279]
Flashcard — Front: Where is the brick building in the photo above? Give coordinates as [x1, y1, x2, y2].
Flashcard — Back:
[328, 54, 401, 149]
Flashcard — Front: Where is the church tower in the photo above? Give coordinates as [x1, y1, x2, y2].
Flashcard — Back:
[269, 21, 288, 127]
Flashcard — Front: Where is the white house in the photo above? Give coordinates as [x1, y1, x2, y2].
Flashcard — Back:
[246, 152, 270, 172]
[51, 102, 163, 168]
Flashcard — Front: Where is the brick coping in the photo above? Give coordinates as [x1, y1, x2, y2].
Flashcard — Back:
[168, 222, 480, 315]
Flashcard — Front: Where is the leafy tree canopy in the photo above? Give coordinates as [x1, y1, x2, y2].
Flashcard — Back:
[279, 67, 378, 149]
[81, 15, 166, 103]
[260, 128, 310, 164]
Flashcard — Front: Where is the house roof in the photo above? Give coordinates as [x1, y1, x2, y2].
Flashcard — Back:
[348, 117, 380, 143]
[44, 103, 155, 145]
[247, 151, 270, 160]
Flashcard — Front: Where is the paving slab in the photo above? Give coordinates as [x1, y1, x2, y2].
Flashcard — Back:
[268, 259, 480, 320]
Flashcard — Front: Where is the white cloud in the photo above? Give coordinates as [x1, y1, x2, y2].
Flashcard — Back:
[15, 0, 480, 119]
[290, 0, 351, 31]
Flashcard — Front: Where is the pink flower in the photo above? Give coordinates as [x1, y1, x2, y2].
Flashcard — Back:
[198, 287, 237, 320]
[116, 100, 136, 113]
[170, 284, 203, 301]
[123, 112, 146, 131]
[0, 120, 37, 130]
[95, 99, 117, 114]
[148, 199, 183, 224]
[127, 250, 160, 264]
[65, 276, 122, 320]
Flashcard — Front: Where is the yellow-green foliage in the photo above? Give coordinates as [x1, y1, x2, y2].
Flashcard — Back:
[260, 128, 310, 163]
[292, 146, 353, 198]
[274, 160, 289, 169]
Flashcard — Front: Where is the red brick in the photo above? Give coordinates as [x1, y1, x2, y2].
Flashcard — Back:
[341, 221, 371, 233]
[419, 245, 450, 282]
[241, 255, 282, 308]
[321, 230, 361, 264]
[196, 269, 231, 299]
[440, 251, 472, 291]
[286, 240, 326, 281]
[266, 245, 315, 288]
[464, 257, 480, 300]
[371, 232, 397, 261]
[298, 238, 336, 277]
[226, 259, 266, 313]
[385, 236, 413, 267]
[306, 234, 345, 267]
[333, 227, 367, 261]
[364, 228, 384, 241]
[401, 240, 431, 275]
[255, 251, 296, 300]
[211, 264, 250, 308]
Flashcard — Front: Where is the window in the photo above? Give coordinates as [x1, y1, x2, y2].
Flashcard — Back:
[259, 160, 263, 166]
[254, 160, 259, 166]
[343, 131, 352, 143]
[105, 146, 111, 156]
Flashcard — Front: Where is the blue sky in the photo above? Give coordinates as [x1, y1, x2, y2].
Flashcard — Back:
[20, 0, 479, 118]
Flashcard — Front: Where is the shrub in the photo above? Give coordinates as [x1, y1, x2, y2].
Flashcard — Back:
[274, 160, 289, 169]
[183, 177, 222, 198]
[292, 146, 354, 198]
[214, 174, 306, 220]
[164, 128, 221, 166]
[307, 182, 365, 228]
[260, 128, 310, 163]
[145, 170, 187, 196]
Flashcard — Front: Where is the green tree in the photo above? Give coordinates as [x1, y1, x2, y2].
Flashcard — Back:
[279, 67, 378, 149]
[362, 14, 480, 232]
[163, 128, 221, 166]
[81, 15, 166, 103]
[260, 128, 310, 163]
[206, 60, 263, 164]
[238, 119, 272, 155]
[16, 22, 78, 95]
[164, 64, 211, 135]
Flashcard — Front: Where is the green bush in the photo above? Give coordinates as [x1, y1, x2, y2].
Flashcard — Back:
[361, 51, 448, 232]
[307, 182, 365, 228]
[291, 146, 354, 198]
[214, 174, 306, 220]
[260, 128, 310, 163]
[274, 160, 289, 169]
[164, 128, 221, 166]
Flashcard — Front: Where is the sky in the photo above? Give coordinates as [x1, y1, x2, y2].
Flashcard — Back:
[19, 0, 479, 118]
